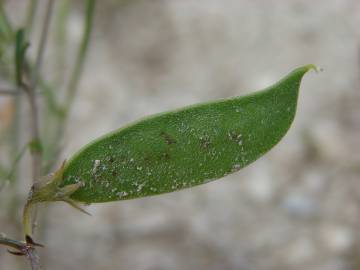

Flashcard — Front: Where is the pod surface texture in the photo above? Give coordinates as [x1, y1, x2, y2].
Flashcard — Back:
[62, 65, 313, 203]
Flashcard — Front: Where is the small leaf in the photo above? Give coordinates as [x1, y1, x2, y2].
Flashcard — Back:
[62, 65, 316, 203]
[14, 28, 29, 86]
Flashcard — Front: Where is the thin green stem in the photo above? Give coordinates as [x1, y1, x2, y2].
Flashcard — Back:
[4, 144, 28, 184]
[23, 201, 34, 238]
[54, 0, 69, 87]
[64, 0, 95, 111]
[8, 92, 23, 186]
[44, 0, 96, 171]
[24, 0, 38, 37]
[31, 0, 54, 93]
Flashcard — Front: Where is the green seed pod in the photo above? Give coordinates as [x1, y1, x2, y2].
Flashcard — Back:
[59, 65, 314, 204]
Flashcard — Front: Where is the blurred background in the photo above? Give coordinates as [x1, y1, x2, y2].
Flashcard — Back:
[1, 0, 360, 269]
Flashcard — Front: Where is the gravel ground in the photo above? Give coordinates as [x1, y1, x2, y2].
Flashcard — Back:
[1, 1, 360, 270]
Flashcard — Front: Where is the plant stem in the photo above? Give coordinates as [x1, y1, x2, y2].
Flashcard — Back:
[64, 0, 95, 111]
[16, 2, 54, 269]
[23, 201, 34, 237]
[25, 87, 41, 182]
[31, 0, 54, 98]
[5, 144, 28, 184]
[0, 235, 24, 250]
[24, 0, 54, 250]
[28, 250, 41, 270]
[54, 0, 69, 87]
[24, 0, 38, 37]
[0, 235, 42, 270]
[44, 0, 95, 172]
[25, 0, 54, 183]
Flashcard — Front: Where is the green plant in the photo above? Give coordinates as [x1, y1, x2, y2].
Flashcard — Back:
[0, 0, 95, 269]
[0, 1, 317, 269]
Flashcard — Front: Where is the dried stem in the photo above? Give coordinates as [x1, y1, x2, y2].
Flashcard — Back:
[28, 250, 41, 270]
[17, 1, 54, 269]
[26, 0, 54, 182]
[0, 235, 43, 270]
[25, 0, 54, 182]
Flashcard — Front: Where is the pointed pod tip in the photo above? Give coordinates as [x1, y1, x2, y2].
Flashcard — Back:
[303, 64, 323, 74]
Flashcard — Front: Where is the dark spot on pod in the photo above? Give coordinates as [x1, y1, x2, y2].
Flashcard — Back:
[112, 154, 127, 165]
[199, 135, 211, 149]
[228, 130, 238, 141]
[160, 131, 177, 145]
[143, 155, 152, 164]
[159, 152, 171, 161]
[228, 130, 243, 145]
